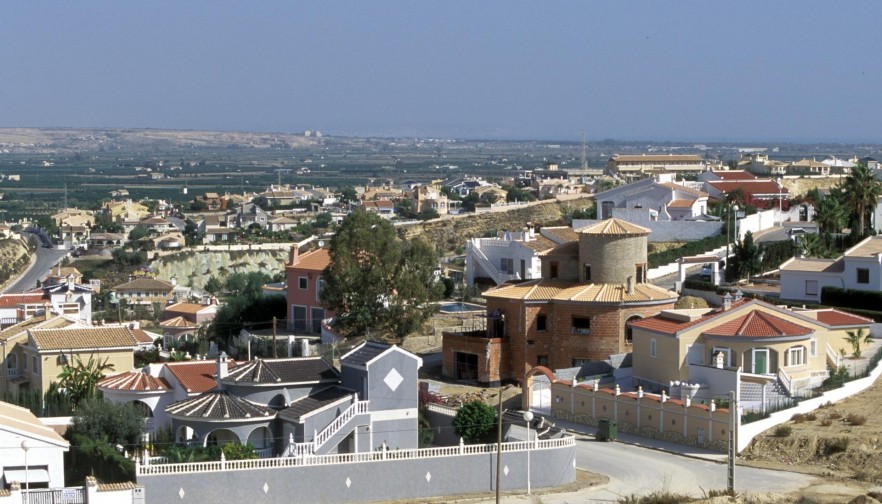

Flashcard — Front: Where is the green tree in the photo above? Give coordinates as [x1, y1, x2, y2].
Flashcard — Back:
[313, 211, 333, 229]
[69, 398, 145, 447]
[727, 231, 761, 281]
[127, 225, 149, 242]
[204, 276, 223, 295]
[322, 209, 441, 339]
[57, 355, 115, 405]
[844, 327, 873, 359]
[394, 198, 414, 218]
[813, 194, 847, 243]
[339, 187, 358, 205]
[841, 163, 882, 236]
[453, 400, 496, 443]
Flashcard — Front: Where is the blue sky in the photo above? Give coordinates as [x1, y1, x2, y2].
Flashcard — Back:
[2, 2, 881, 142]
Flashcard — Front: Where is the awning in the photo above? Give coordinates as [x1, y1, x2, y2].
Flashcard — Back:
[4, 468, 50, 484]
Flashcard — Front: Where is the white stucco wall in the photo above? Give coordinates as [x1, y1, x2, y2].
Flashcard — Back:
[779, 270, 844, 303]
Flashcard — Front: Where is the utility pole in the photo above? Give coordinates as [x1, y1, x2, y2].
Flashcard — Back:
[495, 387, 503, 503]
[727, 390, 737, 493]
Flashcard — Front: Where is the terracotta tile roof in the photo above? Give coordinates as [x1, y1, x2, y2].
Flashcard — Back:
[0, 316, 77, 342]
[164, 360, 237, 394]
[579, 218, 651, 236]
[160, 316, 196, 328]
[519, 235, 557, 253]
[540, 241, 578, 257]
[97, 482, 140, 492]
[780, 258, 844, 273]
[706, 180, 788, 195]
[667, 199, 696, 208]
[224, 357, 339, 385]
[703, 311, 813, 339]
[131, 328, 154, 344]
[810, 309, 874, 327]
[629, 301, 752, 335]
[112, 278, 175, 292]
[29, 326, 138, 351]
[166, 391, 276, 420]
[165, 302, 211, 315]
[291, 248, 331, 271]
[98, 371, 170, 391]
[540, 226, 580, 244]
[484, 279, 677, 304]
[0, 293, 46, 308]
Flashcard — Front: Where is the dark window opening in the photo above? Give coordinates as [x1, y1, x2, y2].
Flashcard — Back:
[550, 262, 559, 279]
[537, 314, 547, 331]
[584, 264, 591, 282]
[537, 355, 548, 366]
[572, 317, 591, 334]
[857, 268, 870, 284]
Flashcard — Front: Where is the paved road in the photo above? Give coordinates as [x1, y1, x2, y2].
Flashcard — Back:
[2, 234, 69, 293]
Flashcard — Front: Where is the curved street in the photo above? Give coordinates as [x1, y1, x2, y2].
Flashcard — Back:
[2, 233, 69, 294]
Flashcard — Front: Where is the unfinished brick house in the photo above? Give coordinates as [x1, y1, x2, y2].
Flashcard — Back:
[443, 219, 678, 386]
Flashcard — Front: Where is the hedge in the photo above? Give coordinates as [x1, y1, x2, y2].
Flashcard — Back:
[821, 286, 882, 313]
[647, 234, 728, 269]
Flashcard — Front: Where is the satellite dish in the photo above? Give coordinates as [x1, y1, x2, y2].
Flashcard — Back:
[318, 240, 325, 247]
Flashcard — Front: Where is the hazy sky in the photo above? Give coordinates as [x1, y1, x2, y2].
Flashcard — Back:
[2, 2, 881, 142]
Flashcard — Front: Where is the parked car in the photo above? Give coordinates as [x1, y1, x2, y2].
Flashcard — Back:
[699, 264, 713, 280]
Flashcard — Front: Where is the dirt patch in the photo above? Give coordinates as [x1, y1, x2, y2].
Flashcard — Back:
[741, 378, 882, 490]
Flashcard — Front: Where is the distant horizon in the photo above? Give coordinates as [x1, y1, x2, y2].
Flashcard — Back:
[1, 124, 880, 148]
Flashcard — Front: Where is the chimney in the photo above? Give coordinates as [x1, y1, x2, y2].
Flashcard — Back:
[67, 274, 74, 292]
[216, 351, 229, 388]
[722, 293, 733, 311]
[171, 276, 177, 286]
[288, 245, 299, 265]
[734, 289, 743, 302]
[626, 276, 635, 295]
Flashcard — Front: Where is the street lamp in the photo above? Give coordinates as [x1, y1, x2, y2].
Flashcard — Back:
[523, 410, 534, 495]
[777, 177, 783, 215]
[725, 203, 740, 280]
[21, 439, 31, 503]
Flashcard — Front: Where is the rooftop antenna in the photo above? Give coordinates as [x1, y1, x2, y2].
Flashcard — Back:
[581, 129, 587, 170]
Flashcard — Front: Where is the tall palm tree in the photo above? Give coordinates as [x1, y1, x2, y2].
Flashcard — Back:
[813, 195, 847, 246]
[841, 163, 882, 236]
[844, 327, 873, 359]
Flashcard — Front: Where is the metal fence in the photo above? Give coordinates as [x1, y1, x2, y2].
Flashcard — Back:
[23, 488, 85, 504]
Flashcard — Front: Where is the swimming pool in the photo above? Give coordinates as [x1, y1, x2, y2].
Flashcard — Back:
[438, 302, 486, 313]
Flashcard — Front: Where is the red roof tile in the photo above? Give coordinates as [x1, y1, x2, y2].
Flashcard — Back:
[98, 371, 170, 391]
[706, 180, 788, 195]
[813, 310, 874, 327]
[711, 170, 756, 181]
[289, 248, 330, 271]
[0, 293, 46, 308]
[703, 311, 812, 338]
[165, 360, 237, 394]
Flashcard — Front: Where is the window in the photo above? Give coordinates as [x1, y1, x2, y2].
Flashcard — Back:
[857, 268, 870, 284]
[650, 338, 657, 358]
[32, 357, 39, 374]
[310, 307, 324, 334]
[316, 277, 325, 301]
[787, 346, 807, 367]
[537, 355, 548, 366]
[500, 258, 514, 274]
[601, 201, 614, 219]
[810, 339, 818, 357]
[584, 264, 591, 282]
[298, 277, 308, 289]
[536, 314, 547, 331]
[635, 263, 646, 283]
[625, 315, 641, 344]
[572, 358, 591, 367]
[572, 317, 590, 334]
[550, 262, 559, 279]
[805, 280, 818, 296]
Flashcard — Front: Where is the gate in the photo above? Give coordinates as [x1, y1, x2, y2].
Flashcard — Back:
[23, 488, 85, 504]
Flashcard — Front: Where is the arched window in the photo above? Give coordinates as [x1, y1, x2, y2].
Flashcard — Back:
[625, 315, 642, 344]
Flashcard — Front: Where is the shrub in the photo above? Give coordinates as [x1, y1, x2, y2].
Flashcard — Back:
[452, 400, 497, 443]
[847, 413, 867, 426]
[618, 491, 694, 504]
[774, 425, 792, 437]
[792, 413, 807, 423]
[803, 412, 817, 421]
[825, 437, 849, 455]
[820, 418, 833, 427]
[829, 411, 843, 420]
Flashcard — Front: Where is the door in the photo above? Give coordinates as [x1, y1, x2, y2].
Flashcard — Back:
[753, 349, 769, 374]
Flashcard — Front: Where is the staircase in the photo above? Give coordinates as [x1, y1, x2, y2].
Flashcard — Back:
[740, 380, 792, 412]
[285, 399, 369, 457]
[467, 241, 519, 285]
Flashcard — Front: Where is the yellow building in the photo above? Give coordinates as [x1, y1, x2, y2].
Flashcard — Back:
[105, 200, 150, 224]
[629, 297, 872, 400]
[18, 325, 137, 396]
[111, 278, 176, 306]
[1, 316, 79, 397]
